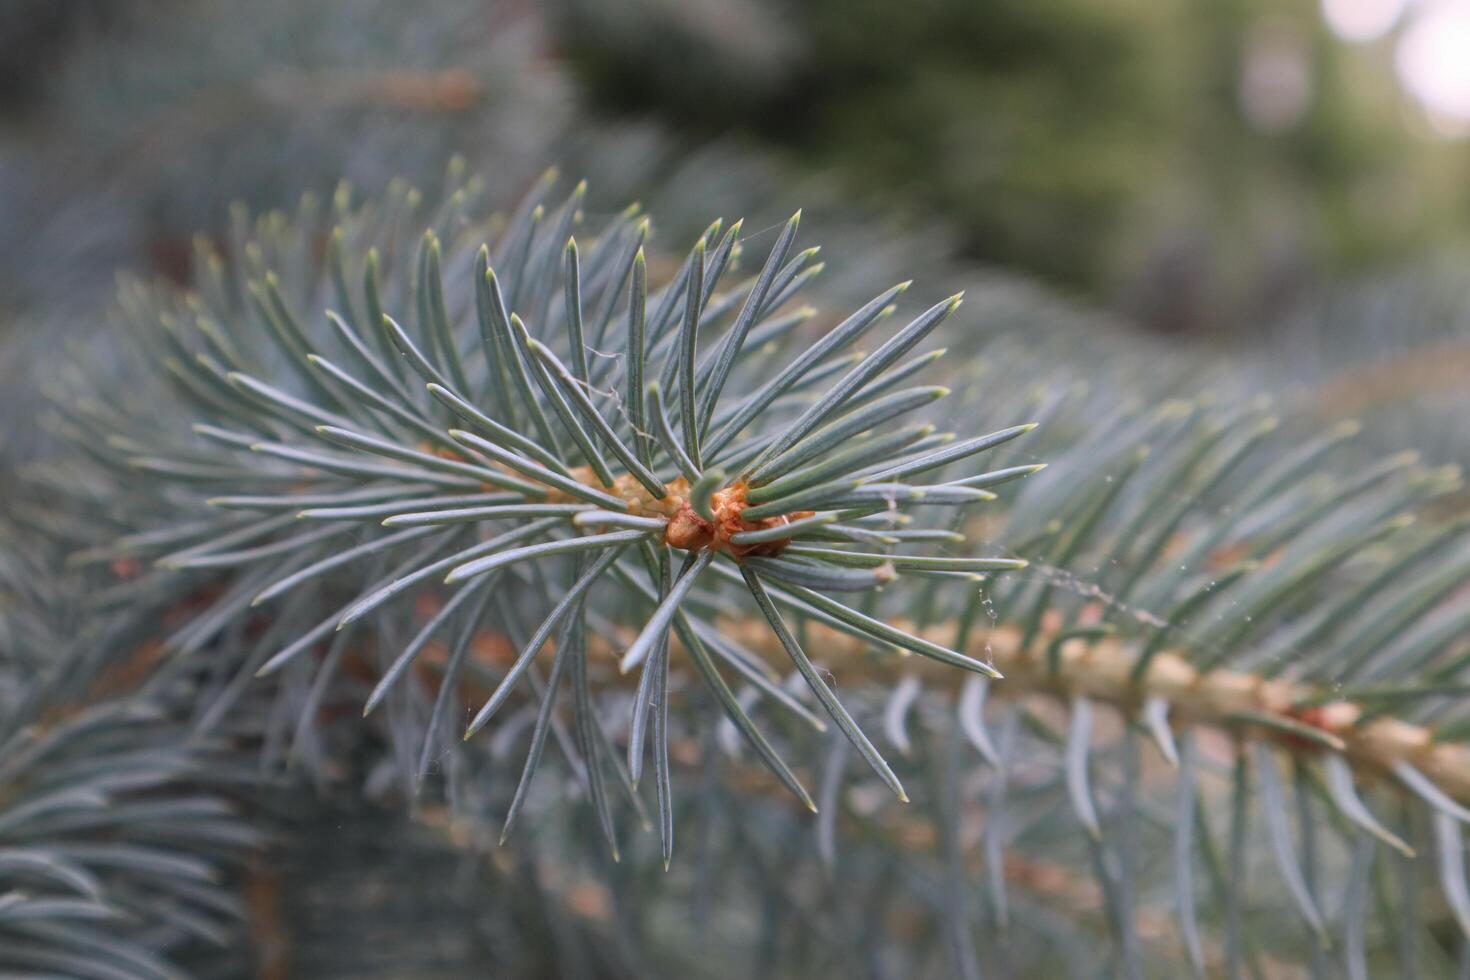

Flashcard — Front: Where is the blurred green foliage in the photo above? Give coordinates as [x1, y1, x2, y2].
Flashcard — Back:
[559, 0, 1470, 331]
[6, 0, 1468, 332]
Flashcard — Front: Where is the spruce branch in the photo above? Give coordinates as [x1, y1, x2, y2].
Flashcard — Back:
[21, 168, 1470, 973]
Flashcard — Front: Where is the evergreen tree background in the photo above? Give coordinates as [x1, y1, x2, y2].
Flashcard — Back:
[1, 2, 1468, 977]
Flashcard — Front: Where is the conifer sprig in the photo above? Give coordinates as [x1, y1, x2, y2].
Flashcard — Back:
[53, 169, 1034, 855]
